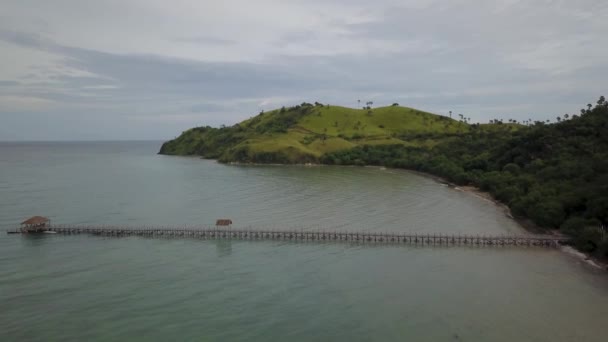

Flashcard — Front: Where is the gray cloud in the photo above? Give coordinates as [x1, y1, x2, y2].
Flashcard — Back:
[0, 80, 20, 86]
[174, 36, 236, 46]
[190, 102, 232, 113]
[0, 0, 606, 140]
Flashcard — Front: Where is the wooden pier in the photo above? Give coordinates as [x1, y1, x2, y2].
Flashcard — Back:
[6, 224, 569, 248]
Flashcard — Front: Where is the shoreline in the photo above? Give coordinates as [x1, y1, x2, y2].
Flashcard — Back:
[181, 156, 607, 270]
[403, 168, 607, 270]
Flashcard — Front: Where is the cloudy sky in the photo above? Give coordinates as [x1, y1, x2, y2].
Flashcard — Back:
[1, 0, 606, 140]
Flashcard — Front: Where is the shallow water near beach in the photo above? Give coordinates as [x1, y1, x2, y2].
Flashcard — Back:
[1, 141, 607, 341]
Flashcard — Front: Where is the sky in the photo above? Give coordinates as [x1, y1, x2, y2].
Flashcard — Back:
[0, 0, 606, 141]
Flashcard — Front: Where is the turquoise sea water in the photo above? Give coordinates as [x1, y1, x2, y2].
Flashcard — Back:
[1, 141, 607, 341]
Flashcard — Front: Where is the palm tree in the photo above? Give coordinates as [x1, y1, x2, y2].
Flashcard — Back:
[564, 114, 569, 120]
[449, 111, 452, 118]
[556, 116, 561, 122]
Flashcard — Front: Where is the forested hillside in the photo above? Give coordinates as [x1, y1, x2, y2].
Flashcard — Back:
[322, 97, 608, 256]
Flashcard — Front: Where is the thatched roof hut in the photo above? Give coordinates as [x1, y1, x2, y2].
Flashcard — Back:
[21, 216, 50, 225]
[216, 219, 232, 227]
[20, 216, 50, 232]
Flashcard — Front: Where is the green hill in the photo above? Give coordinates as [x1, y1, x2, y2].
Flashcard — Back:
[159, 103, 499, 163]
[160, 97, 608, 258]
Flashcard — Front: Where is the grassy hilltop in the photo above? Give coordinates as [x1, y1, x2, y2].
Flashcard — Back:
[159, 103, 514, 163]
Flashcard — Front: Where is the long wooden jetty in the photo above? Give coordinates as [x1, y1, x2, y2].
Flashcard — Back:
[7, 224, 569, 248]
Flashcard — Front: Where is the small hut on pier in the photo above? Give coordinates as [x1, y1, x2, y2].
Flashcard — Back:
[215, 219, 232, 228]
[20, 216, 51, 233]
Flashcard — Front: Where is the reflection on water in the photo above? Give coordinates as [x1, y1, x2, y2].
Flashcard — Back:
[20, 234, 53, 248]
[215, 239, 233, 257]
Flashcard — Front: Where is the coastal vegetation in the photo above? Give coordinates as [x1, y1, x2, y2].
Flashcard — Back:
[160, 97, 608, 257]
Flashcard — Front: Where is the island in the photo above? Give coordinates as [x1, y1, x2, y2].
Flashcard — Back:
[160, 97, 608, 259]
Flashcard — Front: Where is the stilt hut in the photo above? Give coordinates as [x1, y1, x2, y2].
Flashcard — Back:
[215, 219, 232, 228]
[20, 216, 51, 233]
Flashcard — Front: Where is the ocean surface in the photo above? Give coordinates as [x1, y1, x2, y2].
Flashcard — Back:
[0, 141, 607, 341]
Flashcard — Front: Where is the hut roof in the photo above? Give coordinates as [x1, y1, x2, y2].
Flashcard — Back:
[216, 219, 233, 226]
[21, 216, 50, 225]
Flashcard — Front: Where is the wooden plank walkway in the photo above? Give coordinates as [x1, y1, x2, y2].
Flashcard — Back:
[7, 225, 569, 248]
